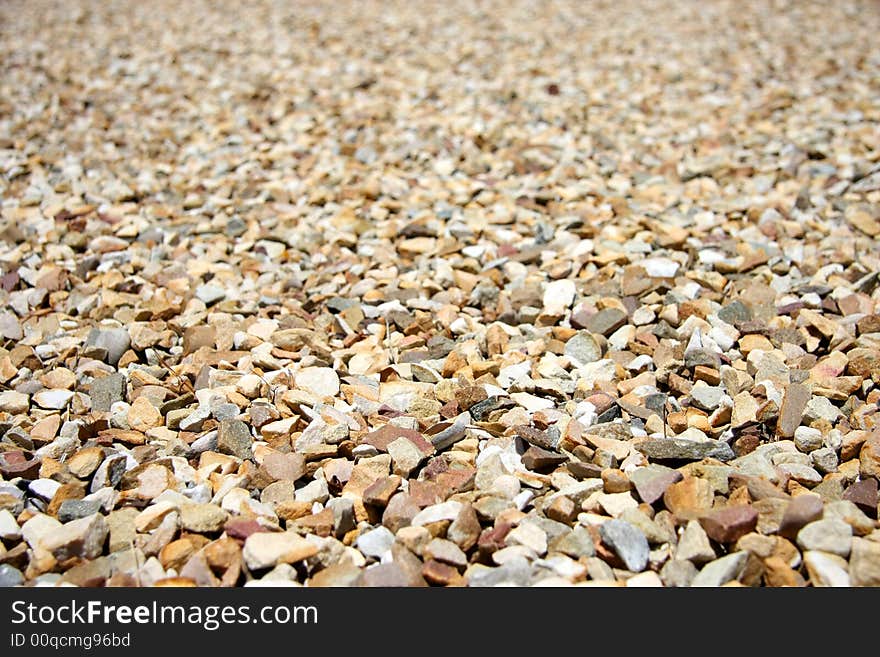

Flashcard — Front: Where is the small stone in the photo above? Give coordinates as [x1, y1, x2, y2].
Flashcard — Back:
[803, 551, 851, 587]
[357, 526, 395, 559]
[242, 531, 319, 570]
[595, 491, 639, 517]
[542, 279, 576, 316]
[663, 476, 714, 520]
[842, 479, 878, 517]
[217, 419, 253, 460]
[777, 462, 822, 487]
[85, 328, 131, 366]
[584, 308, 627, 336]
[691, 551, 748, 587]
[636, 438, 734, 462]
[689, 382, 725, 412]
[0, 509, 21, 541]
[778, 494, 824, 539]
[763, 556, 806, 587]
[794, 426, 824, 453]
[387, 437, 425, 478]
[127, 396, 163, 432]
[675, 520, 716, 564]
[262, 451, 305, 482]
[32, 389, 74, 410]
[57, 499, 102, 523]
[599, 519, 649, 572]
[849, 537, 880, 586]
[860, 434, 880, 478]
[183, 325, 217, 354]
[522, 445, 567, 471]
[777, 383, 810, 438]
[424, 538, 467, 567]
[447, 504, 481, 551]
[295, 367, 340, 398]
[796, 518, 852, 557]
[564, 331, 602, 366]
[89, 373, 126, 412]
[0, 564, 24, 587]
[699, 505, 758, 543]
[107, 508, 139, 553]
[195, 284, 226, 305]
[629, 466, 683, 505]
[0, 390, 29, 414]
[505, 522, 547, 555]
[179, 503, 228, 533]
[660, 559, 698, 587]
[41, 513, 108, 561]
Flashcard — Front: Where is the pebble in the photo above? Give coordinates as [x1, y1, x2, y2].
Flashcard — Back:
[690, 552, 748, 587]
[796, 519, 853, 557]
[242, 532, 319, 571]
[217, 419, 253, 460]
[599, 519, 649, 572]
[699, 505, 758, 544]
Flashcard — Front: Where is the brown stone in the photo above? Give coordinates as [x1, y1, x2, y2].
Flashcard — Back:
[777, 383, 810, 438]
[422, 559, 463, 586]
[363, 476, 402, 507]
[522, 445, 567, 471]
[699, 505, 758, 543]
[777, 494, 824, 539]
[860, 433, 880, 478]
[842, 478, 878, 518]
[262, 451, 306, 482]
[602, 468, 631, 493]
[183, 325, 217, 355]
[763, 556, 806, 587]
[663, 476, 713, 521]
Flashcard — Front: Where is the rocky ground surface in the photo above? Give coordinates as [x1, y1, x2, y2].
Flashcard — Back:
[0, 0, 879, 587]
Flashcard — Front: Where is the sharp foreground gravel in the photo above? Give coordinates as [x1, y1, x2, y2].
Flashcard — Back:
[0, 0, 879, 587]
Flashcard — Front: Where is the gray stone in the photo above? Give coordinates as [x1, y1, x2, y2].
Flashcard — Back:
[629, 465, 683, 504]
[691, 551, 748, 587]
[717, 301, 752, 325]
[689, 382, 725, 411]
[326, 497, 356, 538]
[57, 499, 102, 523]
[357, 526, 395, 559]
[796, 518, 852, 557]
[660, 559, 699, 587]
[89, 373, 126, 412]
[85, 328, 131, 366]
[810, 447, 838, 474]
[549, 526, 596, 559]
[467, 557, 533, 587]
[90, 454, 127, 493]
[675, 520, 716, 564]
[211, 403, 240, 422]
[180, 405, 212, 432]
[599, 519, 649, 572]
[635, 438, 734, 462]
[564, 331, 602, 366]
[803, 396, 840, 424]
[195, 284, 226, 305]
[217, 419, 253, 460]
[0, 564, 24, 587]
[584, 308, 627, 336]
